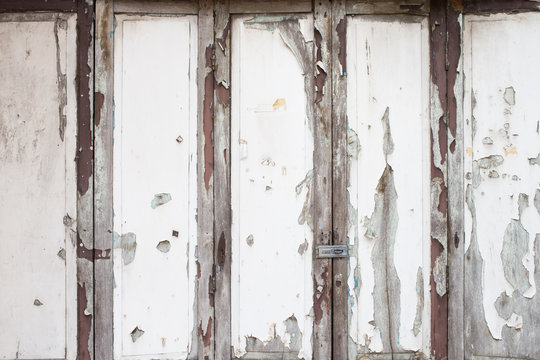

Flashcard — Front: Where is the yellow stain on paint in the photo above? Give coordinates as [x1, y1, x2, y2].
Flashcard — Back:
[273, 98, 286, 111]
[466, 147, 473, 156]
[504, 146, 518, 156]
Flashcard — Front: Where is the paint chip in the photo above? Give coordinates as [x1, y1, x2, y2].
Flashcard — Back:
[482, 137, 494, 145]
[151, 193, 172, 209]
[63, 214, 74, 226]
[34, 299, 43, 306]
[528, 153, 540, 166]
[130, 327, 145, 342]
[503, 86, 516, 106]
[172, 230, 179, 237]
[297, 239, 308, 255]
[272, 98, 286, 111]
[156, 240, 171, 253]
[176, 135, 184, 143]
[246, 234, 254, 247]
[477, 155, 504, 169]
[57, 248, 66, 261]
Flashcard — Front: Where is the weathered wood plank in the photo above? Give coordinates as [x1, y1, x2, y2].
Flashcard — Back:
[346, 0, 429, 15]
[313, 1, 333, 359]
[0, 0, 76, 12]
[229, 0, 312, 14]
[76, 1, 95, 360]
[330, 1, 348, 360]
[114, 0, 198, 14]
[446, 1, 464, 359]
[197, 1, 215, 359]
[94, 1, 114, 360]
[428, 1, 448, 359]
[214, 1, 231, 359]
[463, 0, 540, 14]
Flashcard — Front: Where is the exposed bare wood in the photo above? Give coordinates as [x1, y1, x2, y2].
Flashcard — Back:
[197, 1, 215, 360]
[76, 1, 95, 360]
[429, 1, 448, 359]
[331, 1, 348, 360]
[94, 1, 113, 360]
[463, 0, 540, 14]
[229, 0, 312, 14]
[114, 0, 198, 14]
[0, 0, 76, 12]
[446, 1, 464, 359]
[213, 1, 231, 359]
[346, 0, 429, 15]
[313, 1, 333, 359]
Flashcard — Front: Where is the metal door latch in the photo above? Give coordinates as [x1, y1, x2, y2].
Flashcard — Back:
[316, 245, 348, 258]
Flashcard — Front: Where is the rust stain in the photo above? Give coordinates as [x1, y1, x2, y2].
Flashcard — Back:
[313, 263, 330, 325]
[450, 0, 463, 10]
[196, 260, 201, 279]
[466, 147, 473, 156]
[94, 92, 104, 127]
[76, 0, 93, 197]
[504, 145, 517, 156]
[77, 283, 92, 360]
[208, 267, 215, 307]
[336, 18, 346, 75]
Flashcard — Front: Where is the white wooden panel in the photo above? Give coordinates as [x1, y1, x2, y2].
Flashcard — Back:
[463, 13, 540, 352]
[113, 15, 198, 359]
[346, 16, 431, 355]
[231, 16, 314, 359]
[0, 14, 77, 359]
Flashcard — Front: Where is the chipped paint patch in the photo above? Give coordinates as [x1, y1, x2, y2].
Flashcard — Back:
[130, 327, 145, 342]
[296, 169, 314, 229]
[114, 232, 137, 265]
[347, 128, 361, 160]
[156, 240, 171, 253]
[477, 155, 504, 169]
[246, 234, 254, 247]
[528, 152, 540, 166]
[151, 193, 172, 209]
[368, 165, 402, 353]
[272, 98, 286, 111]
[297, 239, 308, 255]
[413, 267, 424, 336]
[503, 86, 516, 106]
[33, 299, 43, 306]
[501, 219, 530, 294]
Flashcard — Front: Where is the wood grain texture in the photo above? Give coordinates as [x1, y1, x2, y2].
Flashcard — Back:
[446, 1, 464, 359]
[76, 2, 95, 360]
[313, 1, 333, 359]
[213, 1, 231, 359]
[463, 0, 540, 14]
[229, 0, 312, 14]
[94, 2, 114, 360]
[197, 1, 215, 359]
[330, 2, 348, 360]
[114, 0, 198, 14]
[429, 1, 448, 359]
[0, 0, 76, 12]
[346, 0, 429, 15]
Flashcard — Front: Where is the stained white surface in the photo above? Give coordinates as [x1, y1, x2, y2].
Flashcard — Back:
[0, 15, 78, 359]
[231, 16, 314, 359]
[463, 13, 540, 339]
[346, 16, 431, 354]
[113, 16, 198, 359]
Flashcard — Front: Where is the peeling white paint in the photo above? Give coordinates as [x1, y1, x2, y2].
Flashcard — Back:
[231, 16, 314, 359]
[463, 13, 540, 342]
[0, 14, 78, 359]
[113, 15, 198, 359]
[346, 16, 431, 355]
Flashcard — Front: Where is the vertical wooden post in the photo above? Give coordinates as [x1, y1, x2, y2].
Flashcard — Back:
[313, 1, 333, 359]
[94, 1, 114, 360]
[331, 1, 347, 359]
[198, 1, 215, 359]
[76, 1, 95, 360]
[429, 1, 449, 359]
[213, 0, 231, 359]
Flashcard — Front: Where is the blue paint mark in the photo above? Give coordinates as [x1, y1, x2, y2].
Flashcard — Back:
[343, 71, 347, 76]
[194, 245, 199, 259]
